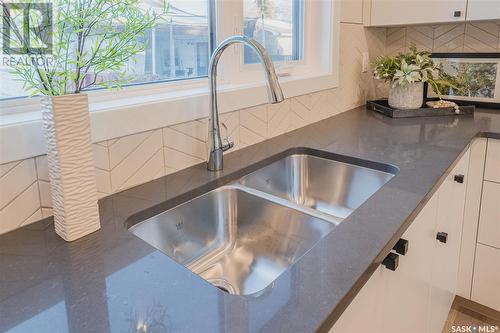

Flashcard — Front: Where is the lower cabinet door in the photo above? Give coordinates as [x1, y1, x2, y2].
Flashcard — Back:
[329, 267, 385, 333]
[380, 194, 438, 333]
[428, 150, 470, 333]
[331, 193, 439, 333]
[471, 243, 500, 311]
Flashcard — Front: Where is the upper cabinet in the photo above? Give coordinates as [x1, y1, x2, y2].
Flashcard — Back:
[358, 0, 500, 27]
[467, 0, 500, 21]
[341, 0, 364, 24]
[369, 0, 466, 26]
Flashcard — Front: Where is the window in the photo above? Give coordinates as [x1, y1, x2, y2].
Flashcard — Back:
[243, 0, 303, 64]
[1, 0, 334, 103]
[123, 0, 211, 85]
[0, 0, 212, 100]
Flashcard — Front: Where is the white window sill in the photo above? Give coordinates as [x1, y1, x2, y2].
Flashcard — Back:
[0, 72, 338, 164]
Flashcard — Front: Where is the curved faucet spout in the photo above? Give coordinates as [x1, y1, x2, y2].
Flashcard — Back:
[207, 35, 284, 171]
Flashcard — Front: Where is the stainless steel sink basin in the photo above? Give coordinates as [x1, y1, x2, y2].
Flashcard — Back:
[128, 149, 397, 296]
[129, 186, 334, 296]
[239, 153, 396, 220]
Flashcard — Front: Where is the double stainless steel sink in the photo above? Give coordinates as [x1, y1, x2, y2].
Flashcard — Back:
[129, 149, 397, 296]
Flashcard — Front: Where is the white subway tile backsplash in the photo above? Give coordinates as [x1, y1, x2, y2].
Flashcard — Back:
[387, 22, 500, 54]
[0, 159, 37, 209]
[239, 105, 268, 148]
[110, 129, 163, 192]
[93, 143, 110, 170]
[108, 130, 152, 169]
[163, 127, 206, 161]
[21, 209, 43, 226]
[119, 149, 164, 190]
[464, 22, 499, 52]
[268, 99, 292, 137]
[164, 147, 204, 174]
[35, 155, 49, 181]
[38, 180, 52, 208]
[0, 182, 40, 234]
[0, 160, 20, 178]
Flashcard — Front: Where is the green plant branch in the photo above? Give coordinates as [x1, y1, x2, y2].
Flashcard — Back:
[4, 0, 168, 96]
[373, 42, 456, 97]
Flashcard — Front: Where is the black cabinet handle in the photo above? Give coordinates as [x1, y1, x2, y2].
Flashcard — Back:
[437, 232, 448, 243]
[382, 252, 399, 271]
[454, 174, 465, 183]
[393, 238, 409, 255]
[454, 10, 462, 17]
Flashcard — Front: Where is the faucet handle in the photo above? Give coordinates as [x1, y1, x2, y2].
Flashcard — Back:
[220, 122, 234, 152]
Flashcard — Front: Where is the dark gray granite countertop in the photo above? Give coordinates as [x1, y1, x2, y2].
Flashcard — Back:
[1, 107, 499, 333]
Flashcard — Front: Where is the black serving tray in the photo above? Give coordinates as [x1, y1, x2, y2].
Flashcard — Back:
[367, 99, 475, 118]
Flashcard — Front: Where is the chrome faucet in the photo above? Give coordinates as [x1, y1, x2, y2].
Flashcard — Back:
[207, 35, 285, 171]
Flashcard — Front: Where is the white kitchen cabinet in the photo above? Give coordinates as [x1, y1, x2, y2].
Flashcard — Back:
[330, 195, 439, 333]
[329, 267, 385, 333]
[428, 149, 470, 333]
[466, 0, 500, 21]
[380, 194, 438, 333]
[457, 138, 487, 299]
[340, 0, 364, 24]
[477, 181, 500, 249]
[330, 149, 470, 333]
[368, 0, 466, 26]
[484, 139, 500, 183]
[471, 243, 500, 311]
[362, 0, 498, 26]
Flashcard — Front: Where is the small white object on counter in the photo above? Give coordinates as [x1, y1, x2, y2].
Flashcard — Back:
[426, 100, 460, 114]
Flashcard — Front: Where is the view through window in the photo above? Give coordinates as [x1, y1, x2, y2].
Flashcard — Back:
[243, 0, 303, 64]
[0, 0, 304, 101]
[0, 0, 211, 100]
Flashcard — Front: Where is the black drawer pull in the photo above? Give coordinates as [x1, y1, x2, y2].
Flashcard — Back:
[382, 252, 399, 271]
[437, 232, 448, 243]
[454, 10, 462, 17]
[393, 238, 409, 255]
[454, 174, 464, 183]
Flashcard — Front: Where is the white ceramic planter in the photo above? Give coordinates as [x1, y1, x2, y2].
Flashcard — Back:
[41, 93, 100, 241]
[388, 82, 424, 110]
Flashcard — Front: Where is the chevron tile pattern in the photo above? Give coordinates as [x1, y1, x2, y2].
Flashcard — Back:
[0, 158, 40, 234]
[0, 23, 387, 234]
[240, 105, 268, 147]
[163, 120, 206, 174]
[387, 27, 406, 55]
[464, 21, 500, 52]
[107, 129, 164, 192]
[35, 155, 53, 217]
[386, 21, 500, 54]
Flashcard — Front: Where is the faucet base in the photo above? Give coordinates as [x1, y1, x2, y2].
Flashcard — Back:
[207, 149, 224, 171]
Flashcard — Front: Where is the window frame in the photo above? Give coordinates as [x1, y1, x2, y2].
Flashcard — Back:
[1, 0, 336, 112]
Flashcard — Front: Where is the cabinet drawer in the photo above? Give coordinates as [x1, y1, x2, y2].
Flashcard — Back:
[485, 139, 500, 183]
[477, 181, 500, 249]
[471, 243, 500, 311]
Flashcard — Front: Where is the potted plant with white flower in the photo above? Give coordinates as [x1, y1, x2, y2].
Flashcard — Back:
[373, 44, 453, 110]
[2, 0, 166, 241]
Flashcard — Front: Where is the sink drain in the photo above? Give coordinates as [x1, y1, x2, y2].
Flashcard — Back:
[207, 278, 236, 295]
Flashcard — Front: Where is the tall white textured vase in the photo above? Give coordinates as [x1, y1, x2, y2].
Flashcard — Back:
[41, 93, 101, 241]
